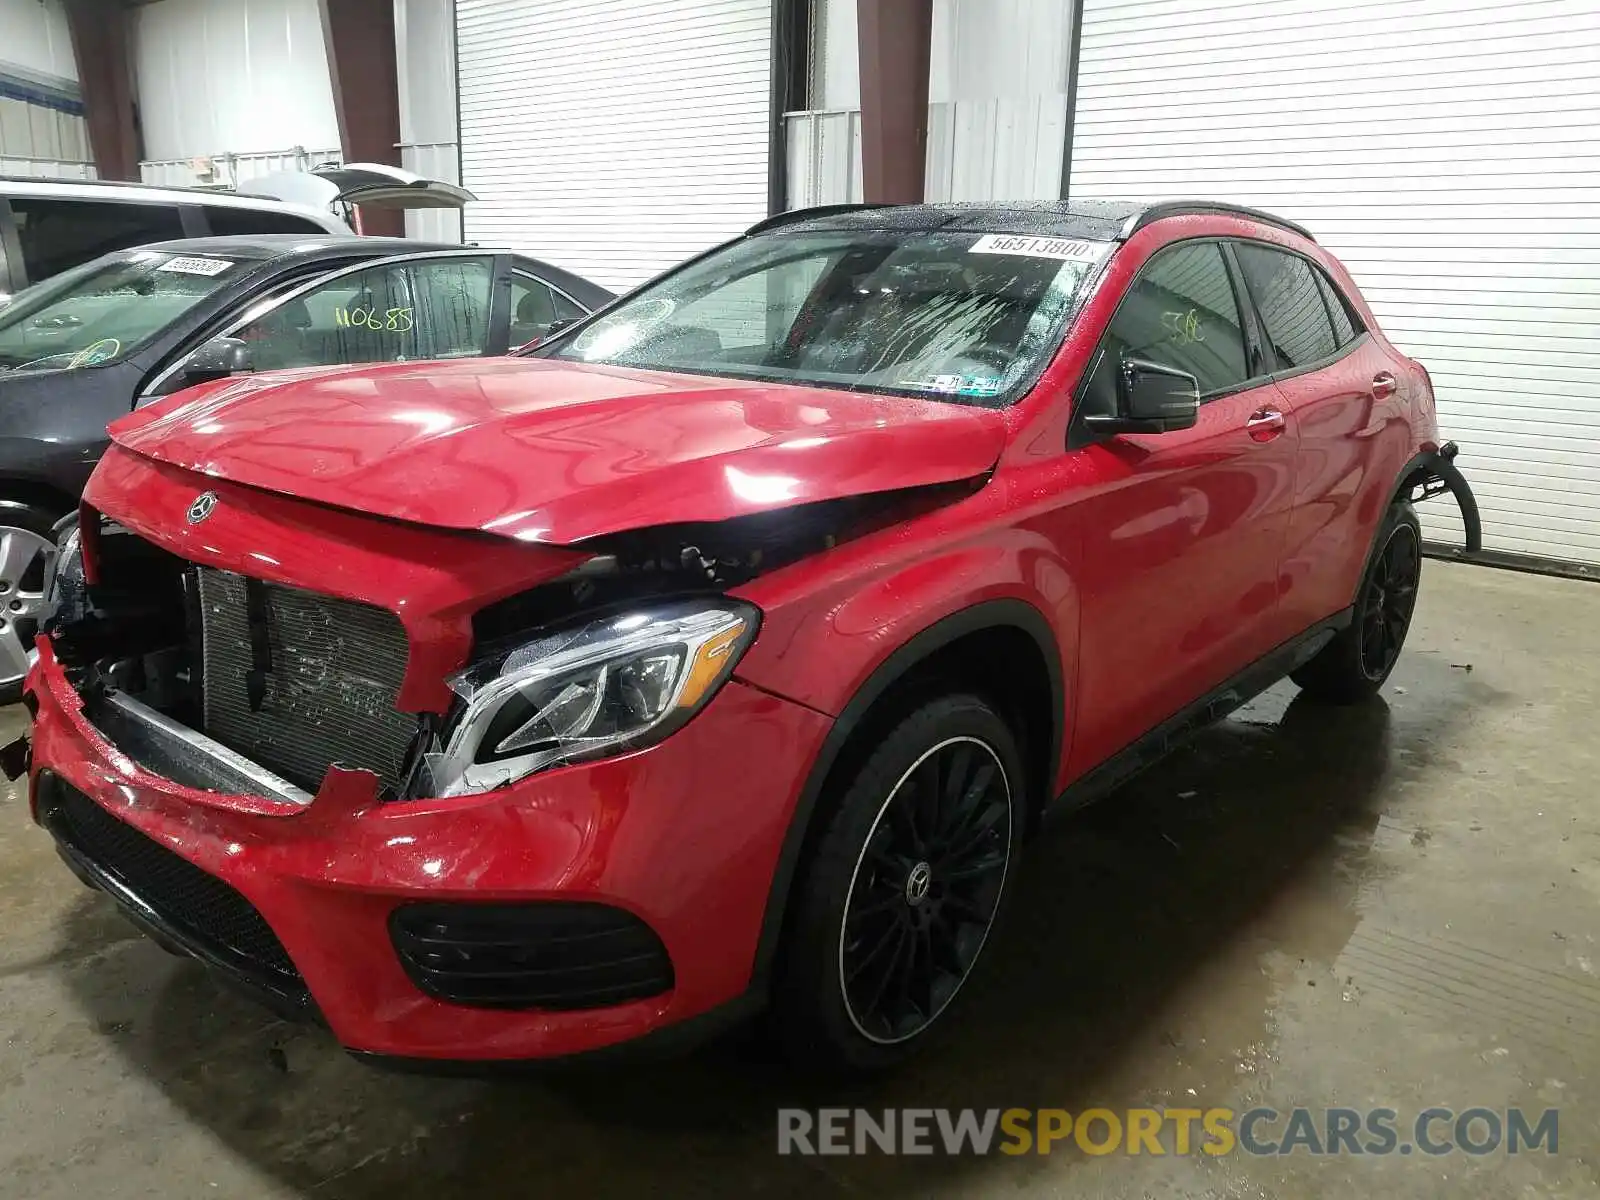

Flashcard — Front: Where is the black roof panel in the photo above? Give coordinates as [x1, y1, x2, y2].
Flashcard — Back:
[757, 201, 1136, 241]
[751, 199, 1313, 243]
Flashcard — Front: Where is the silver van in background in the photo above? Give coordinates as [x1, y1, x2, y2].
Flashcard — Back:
[0, 165, 472, 303]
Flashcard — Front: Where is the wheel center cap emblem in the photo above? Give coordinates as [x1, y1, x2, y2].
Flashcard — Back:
[186, 491, 218, 525]
[904, 861, 933, 906]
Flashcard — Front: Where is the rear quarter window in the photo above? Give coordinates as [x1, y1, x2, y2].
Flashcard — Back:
[1233, 243, 1339, 369]
[1314, 268, 1362, 346]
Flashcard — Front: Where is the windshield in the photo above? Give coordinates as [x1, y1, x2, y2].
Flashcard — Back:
[0, 250, 254, 373]
[544, 229, 1109, 404]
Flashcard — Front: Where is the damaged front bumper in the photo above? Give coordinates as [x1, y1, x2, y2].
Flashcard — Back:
[21, 637, 832, 1063]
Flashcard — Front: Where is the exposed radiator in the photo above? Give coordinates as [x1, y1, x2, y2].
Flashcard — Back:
[195, 568, 416, 794]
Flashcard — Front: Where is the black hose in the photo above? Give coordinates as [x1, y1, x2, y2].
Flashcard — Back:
[1433, 457, 1482, 553]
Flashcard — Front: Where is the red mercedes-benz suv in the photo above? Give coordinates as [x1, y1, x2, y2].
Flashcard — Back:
[14, 201, 1479, 1071]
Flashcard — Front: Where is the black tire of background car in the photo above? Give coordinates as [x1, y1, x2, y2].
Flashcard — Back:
[771, 692, 1026, 1073]
[1292, 499, 1423, 704]
[0, 500, 63, 705]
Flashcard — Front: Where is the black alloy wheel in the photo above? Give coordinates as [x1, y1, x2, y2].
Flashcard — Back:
[1292, 499, 1423, 704]
[1359, 521, 1421, 681]
[838, 735, 1012, 1046]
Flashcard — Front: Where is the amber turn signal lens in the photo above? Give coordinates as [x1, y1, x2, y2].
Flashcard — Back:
[676, 619, 750, 710]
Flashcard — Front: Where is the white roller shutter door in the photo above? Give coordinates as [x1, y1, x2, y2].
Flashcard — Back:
[456, 0, 772, 292]
[1071, 0, 1600, 567]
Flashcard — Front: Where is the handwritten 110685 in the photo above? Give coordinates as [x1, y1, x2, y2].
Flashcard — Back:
[335, 306, 414, 332]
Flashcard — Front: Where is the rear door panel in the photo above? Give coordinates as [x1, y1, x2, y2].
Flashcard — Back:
[1231, 241, 1401, 636]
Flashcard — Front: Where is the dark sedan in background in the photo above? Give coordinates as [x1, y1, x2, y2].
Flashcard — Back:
[0, 234, 612, 696]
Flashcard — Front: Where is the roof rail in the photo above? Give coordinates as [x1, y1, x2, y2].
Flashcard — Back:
[0, 174, 211, 195]
[1121, 201, 1315, 243]
[745, 203, 895, 236]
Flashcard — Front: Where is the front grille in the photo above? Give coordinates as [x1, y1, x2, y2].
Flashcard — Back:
[390, 902, 675, 1010]
[37, 773, 309, 1007]
[195, 568, 416, 793]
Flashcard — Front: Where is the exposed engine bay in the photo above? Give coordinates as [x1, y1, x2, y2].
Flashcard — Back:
[43, 479, 978, 804]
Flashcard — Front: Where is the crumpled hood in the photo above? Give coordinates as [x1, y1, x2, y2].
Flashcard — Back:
[109, 358, 1008, 543]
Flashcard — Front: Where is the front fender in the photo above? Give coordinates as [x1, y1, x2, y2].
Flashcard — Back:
[733, 517, 1075, 720]
[732, 513, 1075, 990]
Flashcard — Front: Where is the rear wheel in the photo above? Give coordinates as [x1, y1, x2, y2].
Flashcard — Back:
[773, 693, 1024, 1072]
[1292, 499, 1422, 703]
[0, 503, 61, 704]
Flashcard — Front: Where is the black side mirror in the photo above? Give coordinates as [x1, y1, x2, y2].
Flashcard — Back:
[1082, 358, 1201, 437]
[181, 336, 253, 386]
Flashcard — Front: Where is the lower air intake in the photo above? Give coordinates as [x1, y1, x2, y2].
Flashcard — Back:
[37, 773, 310, 1011]
[389, 901, 675, 1010]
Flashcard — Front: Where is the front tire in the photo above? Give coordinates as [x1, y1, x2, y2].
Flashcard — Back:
[772, 693, 1025, 1072]
[1292, 499, 1422, 703]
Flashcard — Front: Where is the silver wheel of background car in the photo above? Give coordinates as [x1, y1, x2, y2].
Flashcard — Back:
[0, 525, 56, 690]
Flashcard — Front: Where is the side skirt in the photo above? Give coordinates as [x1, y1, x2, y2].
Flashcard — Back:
[1045, 607, 1353, 818]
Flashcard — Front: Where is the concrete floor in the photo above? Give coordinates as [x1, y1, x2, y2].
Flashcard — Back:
[1, 559, 1597, 1198]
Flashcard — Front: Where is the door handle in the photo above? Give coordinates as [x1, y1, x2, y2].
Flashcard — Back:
[1246, 407, 1286, 442]
[1371, 371, 1399, 400]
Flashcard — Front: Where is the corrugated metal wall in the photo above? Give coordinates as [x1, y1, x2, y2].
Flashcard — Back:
[1071, 0, 1600, 567]
[0, 0, 75, 80]
[786, 0, 1075, 208]
[397, 0, 463, 243]
[132, 0, 339, 164]
[456, 0, 773, 290]
[0, 0, 92, 178]
[786, 109, 864, 208]
[925, 95, 1069, 203]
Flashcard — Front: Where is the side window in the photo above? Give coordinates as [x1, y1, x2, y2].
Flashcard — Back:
[1314, 268, 1360, 347]
[1079, 241, 1249, 416]
[1234, 245, 1338, 369]
[202, 206, 330, 237]
[551, 289, 587, 323]
[235, 256, 495, 370]
[12, 199, 186, 284]
[509, 275, 558, 346]
[409, 257, 495, 358]
[510, 275, 593, 346]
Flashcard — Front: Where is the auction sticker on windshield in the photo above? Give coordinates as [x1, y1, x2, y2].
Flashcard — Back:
[969, 234, 1108, 263]
[156, 256, 234, 277]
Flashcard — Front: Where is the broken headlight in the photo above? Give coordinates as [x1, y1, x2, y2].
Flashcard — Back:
[421, 598, 760, 797]
[41, 521, 84, 627]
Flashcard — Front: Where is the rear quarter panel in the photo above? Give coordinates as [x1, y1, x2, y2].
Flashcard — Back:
[1272, 334, 1419, 630]
[1276, 246, 1437, 621]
